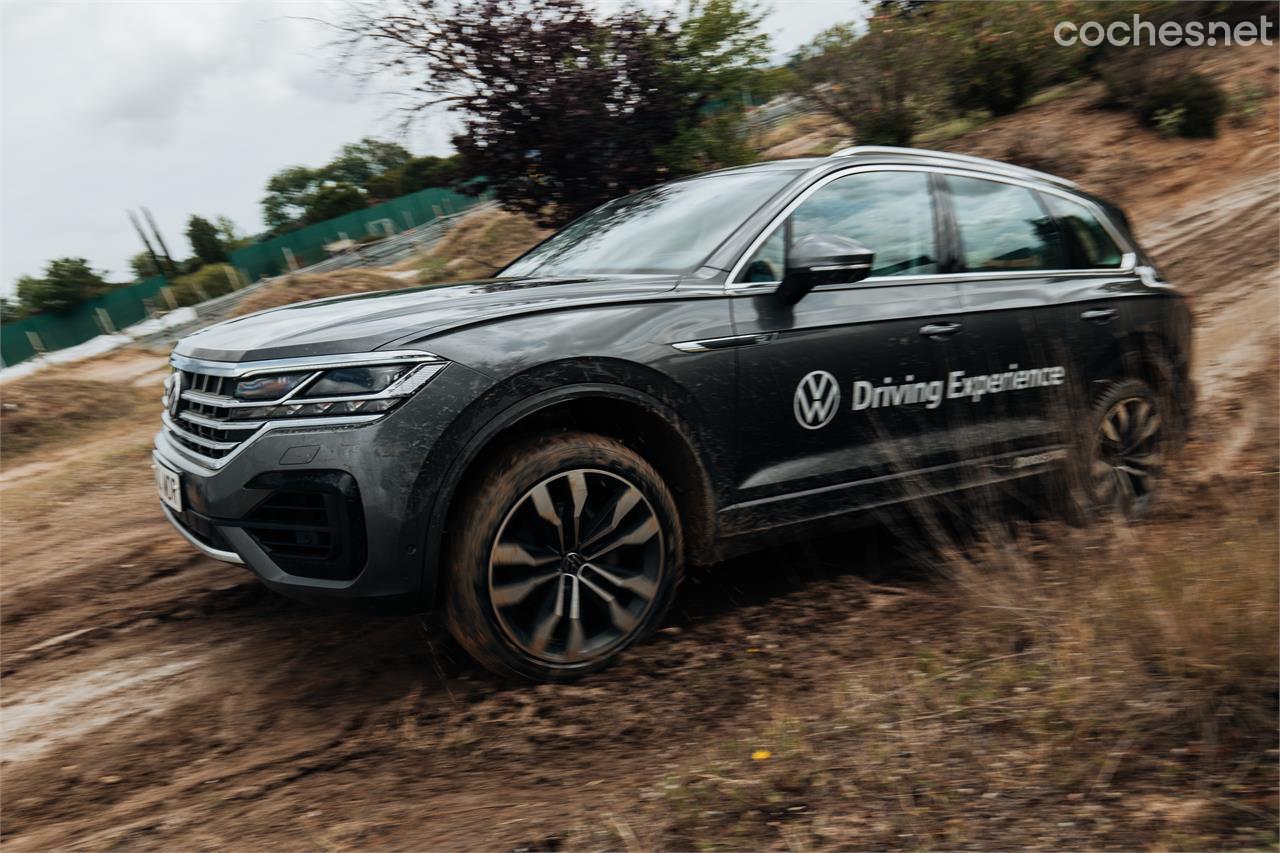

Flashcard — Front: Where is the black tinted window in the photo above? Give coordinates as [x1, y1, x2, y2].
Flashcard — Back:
[1044, 194, 1123, 268]
[949, 176, 1063, 271]
[792, 171, 939, 278]
[738, 171, 938, 282]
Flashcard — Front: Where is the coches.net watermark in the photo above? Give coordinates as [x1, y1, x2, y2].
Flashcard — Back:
[1054, 15, 1275, 48]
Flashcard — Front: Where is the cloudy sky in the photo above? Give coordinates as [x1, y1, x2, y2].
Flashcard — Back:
[0, 0, 860, 293]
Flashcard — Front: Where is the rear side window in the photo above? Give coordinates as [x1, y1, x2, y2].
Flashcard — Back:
[948, 176, 1063, 271]
[1043, 194, 1124, 268]
[737, 170, 938, 282]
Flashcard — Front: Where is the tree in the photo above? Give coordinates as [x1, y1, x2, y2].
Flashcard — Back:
[366, 154, 462, 198]
[335, 0, 771, 225]
[14, 258, 111, 315]
[326, 137, 413, 186]
[0, 297, 24, 324]
[215, 216, 252, 250]
[794, 16, 932, 146]
[262, 165, 319, 231]
[186, 215, 228, 265]
[303, 182, 368, 224]
[129, 251, 164, 280]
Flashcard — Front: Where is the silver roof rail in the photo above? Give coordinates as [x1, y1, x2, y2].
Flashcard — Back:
[828, 145, 1078, 190]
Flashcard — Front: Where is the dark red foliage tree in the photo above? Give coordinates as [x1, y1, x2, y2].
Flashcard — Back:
[335, 0, 757, 225]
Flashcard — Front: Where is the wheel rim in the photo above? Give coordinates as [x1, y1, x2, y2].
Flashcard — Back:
[1091, 396, 1163, 511]
[488, 468, 665, 666]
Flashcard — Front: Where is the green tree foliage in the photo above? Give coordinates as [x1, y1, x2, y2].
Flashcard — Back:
[215, 216, 252, 251]
[13, 258, 112, 315]
[260, 138, 455, 230]
[262, 165, 320, 231]
[337, 0, 772, 225]
[186, 215, 228, 265]
[794, 16, 931, 146]
[365, 154, 462, 199]
[0, 297, 25, 324]
[327, 138, 413, 186]
[129, 251, 164, 280]
[169, 263, 238, 308]
[927, 2, 1061, 116]
[303, 182, 369, 224]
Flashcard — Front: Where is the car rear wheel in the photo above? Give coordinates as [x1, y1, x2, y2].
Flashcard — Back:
[1084, 379, 1165, 518]
[443, 431, 683, 681]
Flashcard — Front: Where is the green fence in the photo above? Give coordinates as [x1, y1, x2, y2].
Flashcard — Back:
[1, 275, 169, 367]
[1, 184, 482, 368]
[229, 186, 480, 282]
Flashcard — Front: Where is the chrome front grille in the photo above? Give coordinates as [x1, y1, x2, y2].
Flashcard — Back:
[163, 370, 263, 460]
[159, 350, 449, 467]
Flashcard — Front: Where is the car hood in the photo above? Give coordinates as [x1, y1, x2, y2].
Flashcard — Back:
[174, 274, 680, 362]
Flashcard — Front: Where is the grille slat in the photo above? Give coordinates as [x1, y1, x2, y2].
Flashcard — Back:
[164, 369, 259, 460]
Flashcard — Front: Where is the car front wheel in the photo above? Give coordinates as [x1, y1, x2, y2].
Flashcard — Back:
[444, 431, 683, 681]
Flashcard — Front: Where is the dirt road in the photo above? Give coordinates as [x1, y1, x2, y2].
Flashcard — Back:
[2, 47, 1276, 851]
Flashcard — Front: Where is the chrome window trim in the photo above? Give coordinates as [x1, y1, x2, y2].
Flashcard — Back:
[724, 164, 1136, 295]
[827, 145, 1080, 190]
[169, 349, 445, 379]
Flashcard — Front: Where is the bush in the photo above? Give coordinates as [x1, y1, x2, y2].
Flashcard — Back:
[854, 106, 916, 146]
[169, 264, 238, 308]
[1138, 71, 1226, 138]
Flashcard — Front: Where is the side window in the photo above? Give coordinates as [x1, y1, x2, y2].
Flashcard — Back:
[1043, 194, 1123, 268]
[948, 176, 1064, 271]
[736, 171, 938, 282]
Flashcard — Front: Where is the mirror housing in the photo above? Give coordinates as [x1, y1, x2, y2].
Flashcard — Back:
[776, 234, 875, 304]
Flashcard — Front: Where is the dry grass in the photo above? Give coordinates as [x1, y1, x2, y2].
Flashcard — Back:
[0, 377, 155, 465]
[229, 269, 411, 318]
[402, 206, 549, 283]
[756, 112, 850, 160]
[644, 480, 1279, 851]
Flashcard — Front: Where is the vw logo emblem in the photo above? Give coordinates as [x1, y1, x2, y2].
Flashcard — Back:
[794, 370, 840, 430]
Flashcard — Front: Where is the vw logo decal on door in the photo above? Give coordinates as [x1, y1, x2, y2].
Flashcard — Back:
[794, 370, 841, 430]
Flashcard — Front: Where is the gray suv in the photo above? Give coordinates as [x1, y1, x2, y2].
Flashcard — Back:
[155, 146, 1192, 680]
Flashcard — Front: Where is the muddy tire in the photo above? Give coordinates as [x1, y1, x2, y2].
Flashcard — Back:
[443, 432, 684, 682]
[1071, 378, 1167, 520]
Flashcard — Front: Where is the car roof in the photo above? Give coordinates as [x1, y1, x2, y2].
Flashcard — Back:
[701, 146, 1079, 193]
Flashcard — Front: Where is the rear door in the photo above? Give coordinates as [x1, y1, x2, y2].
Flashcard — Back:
[1037, 191, 1140, 396]
[724, 168, 966, 533]
[941, 173, 1075, 465]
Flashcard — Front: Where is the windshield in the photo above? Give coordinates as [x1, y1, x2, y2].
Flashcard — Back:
[501, 170, 799, 277]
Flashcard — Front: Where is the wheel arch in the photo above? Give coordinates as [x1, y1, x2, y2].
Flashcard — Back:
[1087, 326, 1191, 431]
[410, 358, 721, 608]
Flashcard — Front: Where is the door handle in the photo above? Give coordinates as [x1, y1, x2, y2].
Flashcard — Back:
[919, 322, 962, 339]
[1081, 307, 1118, 323]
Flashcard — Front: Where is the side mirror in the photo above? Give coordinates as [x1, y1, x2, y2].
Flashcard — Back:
[777, 233, 875, 304]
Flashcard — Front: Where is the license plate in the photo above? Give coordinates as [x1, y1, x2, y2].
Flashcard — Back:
[155, 462, 183, 512]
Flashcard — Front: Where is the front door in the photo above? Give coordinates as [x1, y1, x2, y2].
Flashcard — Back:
[723, 169, 965, 536]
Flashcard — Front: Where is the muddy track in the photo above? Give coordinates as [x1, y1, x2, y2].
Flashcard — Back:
[2, 45, 1277, 851]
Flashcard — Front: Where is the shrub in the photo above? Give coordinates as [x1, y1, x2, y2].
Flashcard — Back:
[169, 263, 238, 307]
[1138, 71, 1226, 138]
[854, 106, 916, 146]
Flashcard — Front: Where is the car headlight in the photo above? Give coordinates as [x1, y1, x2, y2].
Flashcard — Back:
[225, 361, 447, 421]
[233, 373, 310, 401]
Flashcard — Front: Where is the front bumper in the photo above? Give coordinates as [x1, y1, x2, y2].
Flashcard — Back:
[153, 361, 491, 605]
